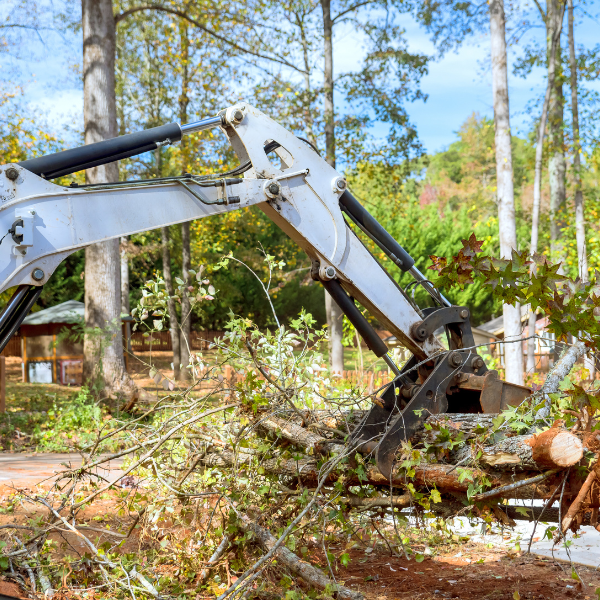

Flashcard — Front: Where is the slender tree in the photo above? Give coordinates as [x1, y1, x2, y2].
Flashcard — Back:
[120, 236, 132, 354]
[489, 0, 524, 384]
[567, 0, 594, 378]
[526, 18, 563, 372]
[320, 0, 344, 372]
[178, 20, 192, 380]
[545, 0, 567, 266]
[567, 0, 586, 281]
[81, 0, 136, 397]
[161, 226, 182, 380]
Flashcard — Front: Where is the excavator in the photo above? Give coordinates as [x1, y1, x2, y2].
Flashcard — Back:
[0, 103, 530, 478]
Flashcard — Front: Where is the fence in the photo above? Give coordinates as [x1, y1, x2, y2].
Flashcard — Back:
[1, 335, 21, 357]
[335, 369, 394, 391]
[129, 330, 227, 352]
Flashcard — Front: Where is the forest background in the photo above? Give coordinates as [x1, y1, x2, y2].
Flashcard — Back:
[1, 0, 600, 368]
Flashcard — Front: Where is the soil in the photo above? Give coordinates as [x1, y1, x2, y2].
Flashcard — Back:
[0, 474, 598, 600]
[326, 544, 599, 599]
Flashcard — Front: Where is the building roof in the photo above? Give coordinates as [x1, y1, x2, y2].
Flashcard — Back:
[22, 300, 84, 326]
[22, 300, 134, 326]
[477, 304, 532, 337]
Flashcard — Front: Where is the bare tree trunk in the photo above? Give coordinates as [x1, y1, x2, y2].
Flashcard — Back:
[178, 22, 192, 381]
[120, 236, 131, 354]
[161, 227, 181, 381]
[527, 30, 559, 372]
[320, 0, 343, 373]
[180, 222, 191, 380]
[568, 0, 593, 379]
[81, 0, 135, 397]
[568, 0, 586, 282]
[547, 0, 566, 267]
[489, 0, 523, 385]
[295, 12, 316, 147]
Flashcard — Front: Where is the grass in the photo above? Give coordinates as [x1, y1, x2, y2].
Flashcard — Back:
[0, 383, 123, 453]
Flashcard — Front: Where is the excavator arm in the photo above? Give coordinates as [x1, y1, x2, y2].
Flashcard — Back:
[0, 103, 530, 477]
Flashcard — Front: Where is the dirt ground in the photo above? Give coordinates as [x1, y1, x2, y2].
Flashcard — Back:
[0, 473, 597, 600]
[330, 545, 598, 599]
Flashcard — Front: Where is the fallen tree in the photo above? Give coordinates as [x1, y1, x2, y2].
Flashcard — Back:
[5, 257, 600, 600]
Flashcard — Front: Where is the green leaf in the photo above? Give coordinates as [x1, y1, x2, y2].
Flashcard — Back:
[340, 552, 351, 567]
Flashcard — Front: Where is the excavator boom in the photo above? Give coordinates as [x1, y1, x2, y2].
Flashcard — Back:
[0, 103, 530, 477]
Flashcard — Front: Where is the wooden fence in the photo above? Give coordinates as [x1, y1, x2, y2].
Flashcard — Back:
[335, 369, 394, 391]
[129, 330, 227, 352]
[1, 335, 21, 357]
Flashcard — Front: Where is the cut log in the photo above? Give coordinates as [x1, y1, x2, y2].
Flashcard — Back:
[201, 452, 555, 499]
[451, 428, 583, 470]
[531, 428, 584, 468]
[344, 494, 412, 509]
[236, 512, 364, 600]
[258, 415, 341, 454]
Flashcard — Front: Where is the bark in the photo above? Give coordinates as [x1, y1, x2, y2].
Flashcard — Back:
[326, 293, 344, 373]
[120, 236, 131, 354]
[259, 415, 342, 455]
[179, 23, 192, 382]
[562, 469, 596, 533]
[161, 227, 181, 380]
[547, 0, 567, 266]
[320, 0, 343, 373]
[567, 0, 594, 379]
[236, 513, 364, 600]
[452, 429, 582, 470]
[199, 535, 230, 583]
[344, 494, 411, 509]
[489, 0, 523, 385]
[527, 44, 556, 371]
[295, 11, 316, 147]
[180, 221, 192, 380]
[567, 0, 587, 282]
[202, 451, 555, 499]
[532, 340, 587, 423]
[82, 0, 136, 397]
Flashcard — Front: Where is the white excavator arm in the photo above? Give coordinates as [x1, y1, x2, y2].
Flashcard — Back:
[0, 103, 530, 477]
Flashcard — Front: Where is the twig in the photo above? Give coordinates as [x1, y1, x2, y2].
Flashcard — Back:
[562, 469, 596, 534]
[472, 469, 561, 501]
[199, 536, 230, 582]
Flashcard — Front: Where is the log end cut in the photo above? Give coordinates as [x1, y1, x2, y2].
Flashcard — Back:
[531, 428, 583, 468]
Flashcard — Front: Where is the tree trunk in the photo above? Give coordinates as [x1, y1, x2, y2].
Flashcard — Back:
[202, 450, 556, 500]
[161, 227, 181, 380]
[81, 0, 135, 398]
[547, 0, 566, 267]
[526, 24, 560, 373]
[568, 0, 586, 282]
[320, 0, 344, 373]
[489, 0, 523, 385]
[568, 0, 593, 379]
[451, 428, 582, 470]
[236, 513, 364, 600]
[120, 236, 131, 354]
[180, 222, 191, 380]
[178, 22, 192, 381]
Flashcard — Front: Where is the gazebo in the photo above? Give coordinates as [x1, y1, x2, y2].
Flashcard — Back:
[21, 300, 84, 384]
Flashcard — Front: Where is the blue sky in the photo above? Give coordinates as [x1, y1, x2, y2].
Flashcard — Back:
[2, 2, 599, 155]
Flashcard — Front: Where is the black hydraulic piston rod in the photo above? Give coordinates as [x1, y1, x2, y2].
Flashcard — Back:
[339, 190, 415, 272]
[322, 279, 388, 358]
[18, 115, 224, 180]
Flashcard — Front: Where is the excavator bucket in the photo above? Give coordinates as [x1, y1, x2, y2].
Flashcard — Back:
[347, 305, 531, 479]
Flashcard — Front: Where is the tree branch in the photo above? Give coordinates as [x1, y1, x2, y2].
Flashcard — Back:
[114, 5, 307, 74]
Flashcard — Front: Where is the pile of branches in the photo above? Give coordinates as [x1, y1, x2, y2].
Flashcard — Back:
[1, 310, 599, 598]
